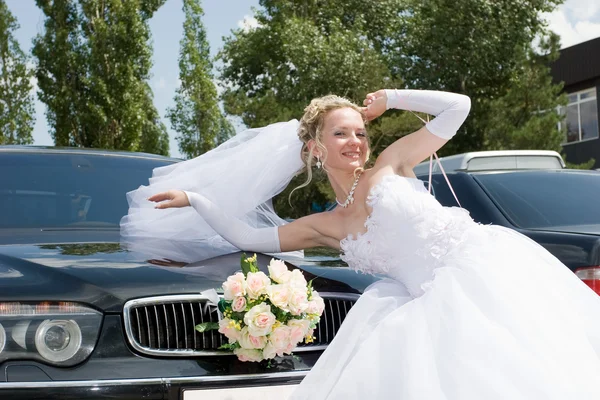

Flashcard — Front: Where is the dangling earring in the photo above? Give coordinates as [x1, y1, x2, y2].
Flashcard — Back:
[316, 155, 322, 169]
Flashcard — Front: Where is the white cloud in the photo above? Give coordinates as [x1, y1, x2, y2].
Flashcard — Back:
[545, 0, 600, 48]
[237, 15, 260, 33]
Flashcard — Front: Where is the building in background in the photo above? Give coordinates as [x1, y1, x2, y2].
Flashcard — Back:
[551, 37, 600, 167]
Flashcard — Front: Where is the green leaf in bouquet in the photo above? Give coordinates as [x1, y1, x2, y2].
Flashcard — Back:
[307, 278, 315, 298]
[241, 253, 259, 275]
[195, 322, 219, 333]
[231, 311, 246, 321]
[219, 342, 240, 351]
[218, 299, 231, 314]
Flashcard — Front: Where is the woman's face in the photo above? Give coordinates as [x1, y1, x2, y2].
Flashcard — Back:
[318, 107, 369, 172]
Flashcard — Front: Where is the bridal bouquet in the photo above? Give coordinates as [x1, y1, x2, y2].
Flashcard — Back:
[196, 254, 325, 362]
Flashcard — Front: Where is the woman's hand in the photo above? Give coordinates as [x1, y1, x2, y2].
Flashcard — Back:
[362, 89, 388, 121]
[148, 190, 190, 209]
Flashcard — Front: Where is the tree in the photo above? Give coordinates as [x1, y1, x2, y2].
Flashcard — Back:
[484, 33, 566, 152]
[78, 0, 168, 155]
[33, 0, 169, 155]
[33, 0, 85, 147]
[166, 0, 233, 159]
[219, 0, 399, 129]
[0, 0, 35, 145]
[397, 0, 564, 155]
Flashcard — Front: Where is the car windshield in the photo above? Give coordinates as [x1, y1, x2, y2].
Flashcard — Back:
[0, 152, 176, 229]
[475, 171, 600, 229]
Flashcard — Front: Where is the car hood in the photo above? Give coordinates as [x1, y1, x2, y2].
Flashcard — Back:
[0, 241, 359, 313]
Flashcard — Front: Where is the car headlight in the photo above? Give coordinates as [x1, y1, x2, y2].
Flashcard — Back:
[0, 323, 6, 353]
[0, 302, 102, 367]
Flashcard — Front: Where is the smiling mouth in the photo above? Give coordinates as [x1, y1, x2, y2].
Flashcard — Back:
[342, 152, 361, 159]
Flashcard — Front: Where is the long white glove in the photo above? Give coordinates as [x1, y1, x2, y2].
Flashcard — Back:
[184, 191, 281, 253]
[385, 89, 471, 140]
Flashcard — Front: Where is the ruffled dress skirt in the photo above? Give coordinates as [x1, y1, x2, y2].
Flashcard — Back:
[291, 224, 600, 399]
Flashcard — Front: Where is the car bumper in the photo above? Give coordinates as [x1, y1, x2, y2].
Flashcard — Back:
[0, 371, 306, 400]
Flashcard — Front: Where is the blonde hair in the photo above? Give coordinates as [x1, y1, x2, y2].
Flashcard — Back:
[290, 94, 370, 201]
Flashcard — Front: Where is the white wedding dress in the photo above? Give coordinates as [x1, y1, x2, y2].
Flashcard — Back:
[291, 174, 600, 400]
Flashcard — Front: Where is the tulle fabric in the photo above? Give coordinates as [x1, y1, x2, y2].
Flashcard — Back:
[120, 120, 304, 262]
[292, 175, 600, 400]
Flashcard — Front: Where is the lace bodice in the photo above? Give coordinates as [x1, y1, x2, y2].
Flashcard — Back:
[340, 174, 476, 296]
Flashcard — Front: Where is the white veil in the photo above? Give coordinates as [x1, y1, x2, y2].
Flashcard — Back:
[120, 119, 305, 263]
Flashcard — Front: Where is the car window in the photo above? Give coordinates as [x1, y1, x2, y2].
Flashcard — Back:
[0, 152, 175, 228]
[475, 172, 600, 229]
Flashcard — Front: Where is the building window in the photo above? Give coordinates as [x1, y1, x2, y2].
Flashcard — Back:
[559, 88, 598, 144]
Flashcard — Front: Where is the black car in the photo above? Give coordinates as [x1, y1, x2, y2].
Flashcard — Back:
[420, 169, 600, 295]
[0, 146, 366, 400]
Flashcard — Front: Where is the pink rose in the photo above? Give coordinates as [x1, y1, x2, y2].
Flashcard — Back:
[287, 319, 311, 345]
[218, 318, 240, 343]
[268, 259, 291, 284]
[238, 327, 268, 350]
[234, 348, 263, 362]
[288, 286, 309, 315]
[231, 296, 247, 312]
[306, 292, 325, 315]
[222, 272, 246, 300]
[269, 326, 292, 356]
[243, 303, 276, 336]
[245, 271, 271, 299]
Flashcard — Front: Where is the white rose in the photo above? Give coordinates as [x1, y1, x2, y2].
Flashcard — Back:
[289, 269, 308, 288]
[287, 319, 311, 345]
[218, 318, 240, 343]
[266, 284, 291, 312]
[306, 292, 325, 315]
[268, 326, 292, 356]
[262, 341, 277, 360]
[245, 271, 271, 299]
[243, 302, 276, 336]
[238, 326, 268, 350]
[268, 259, 291, 284]
[234, 348, 263, 362]
[222, 272, 246, 300]
[288, 286, 309, 315]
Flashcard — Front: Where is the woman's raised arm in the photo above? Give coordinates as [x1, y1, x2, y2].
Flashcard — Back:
[364, 89, 471, 173]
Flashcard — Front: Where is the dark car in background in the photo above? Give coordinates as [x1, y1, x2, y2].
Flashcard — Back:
[420, 169, 600, 295]
[0, 147, 364, 400]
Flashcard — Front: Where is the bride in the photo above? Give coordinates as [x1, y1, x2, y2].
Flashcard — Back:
[121, 89, 600, 399]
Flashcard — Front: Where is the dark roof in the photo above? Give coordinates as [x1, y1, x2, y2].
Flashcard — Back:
[0, 145, 182, 162]
[550, 36, 600, 87]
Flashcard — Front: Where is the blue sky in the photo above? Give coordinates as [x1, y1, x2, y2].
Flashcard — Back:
[5, 0, 600, 158]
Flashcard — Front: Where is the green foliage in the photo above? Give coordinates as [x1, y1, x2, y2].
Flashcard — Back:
[565, 158, 596, 170]
[33, 0, 169, 155]
[218, 0, 398, 128]
[0, 0, 35, 145]
[483, 33, 567, 152]
[218, 342, 240, 351]
[240, 253, 259, 275]
[398, 0, 564, 155]
[166, 0, 232, 159]
[194, 322, 219, 332]
[33, 0, 84, 147]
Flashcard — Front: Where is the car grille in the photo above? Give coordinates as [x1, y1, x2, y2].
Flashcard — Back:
[123, 293, 359, 356]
